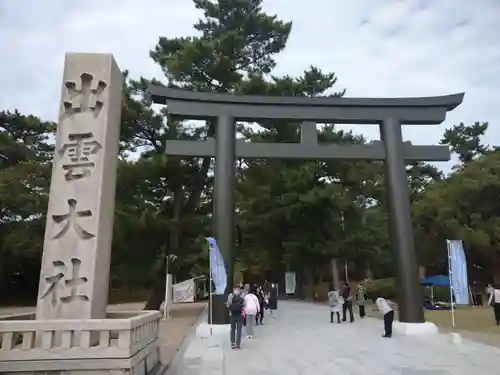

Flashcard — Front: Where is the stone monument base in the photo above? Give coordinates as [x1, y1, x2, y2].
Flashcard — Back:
[0, 310, 162, 375]
[393, 321, 439, 336]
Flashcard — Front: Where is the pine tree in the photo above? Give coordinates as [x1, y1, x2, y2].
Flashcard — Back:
[440, 121, 490, 165]
[143, 0, 292, 309]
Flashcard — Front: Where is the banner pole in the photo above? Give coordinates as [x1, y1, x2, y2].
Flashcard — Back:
[344, 260, 349, 283]
[163, 255, 169, 321]
[447, 240, 455, 328]
[209, 243, 213, 330]
[469, 286, 475, 308]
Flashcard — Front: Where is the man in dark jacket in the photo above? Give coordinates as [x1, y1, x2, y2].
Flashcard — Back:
[226, 285, 244, 349]
[268, 283, 278, 318]
[341, 282, 355, 323]
[255, 285, 266, 325]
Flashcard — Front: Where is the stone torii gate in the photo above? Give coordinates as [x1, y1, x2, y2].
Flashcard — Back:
[148, 85, 464, 329]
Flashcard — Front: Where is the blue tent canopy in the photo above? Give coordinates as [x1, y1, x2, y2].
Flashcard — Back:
[420, 275, 450, 287]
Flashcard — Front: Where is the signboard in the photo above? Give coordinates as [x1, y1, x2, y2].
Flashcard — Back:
[447, 239, 469, 305]
[285, 272, 296, 294]
[172, 278, 196, 303]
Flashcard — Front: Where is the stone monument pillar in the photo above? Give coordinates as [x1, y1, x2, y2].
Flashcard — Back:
[35, 53, 122, 321]
[0, 53, 163, 375]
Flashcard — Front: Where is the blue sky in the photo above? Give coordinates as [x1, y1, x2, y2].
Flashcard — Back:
[1, 0, 499, 170]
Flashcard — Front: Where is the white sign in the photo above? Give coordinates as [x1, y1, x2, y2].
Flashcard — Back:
[172, 278, 196, 303]
[285, 272, 296, 294]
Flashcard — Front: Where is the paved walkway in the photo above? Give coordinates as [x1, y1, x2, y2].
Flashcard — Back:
[172, 301, 500, 375]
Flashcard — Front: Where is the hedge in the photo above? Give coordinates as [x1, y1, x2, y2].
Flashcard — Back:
[364, 278, 396, 301]
[364, 278, 452, 303]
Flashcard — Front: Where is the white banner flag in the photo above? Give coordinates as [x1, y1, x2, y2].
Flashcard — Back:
[172, 278, 196, 303]
[206, 237, 227, 295]
[285, 272, 296, 294]
[447, 239, 469, 305]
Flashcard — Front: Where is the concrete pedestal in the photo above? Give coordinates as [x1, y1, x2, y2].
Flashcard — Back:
[449, 332, 463, 345]
[0, 311, 161, 375]
[393, 321, 439, 336]
[208, 294, 229, 325]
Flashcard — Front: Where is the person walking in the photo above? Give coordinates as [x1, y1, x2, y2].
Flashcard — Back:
[327, 286, 343, 323]
[376, 297, 395, 338]
[226, 284, 245, 349]
[341, 282, 354, 323]
[488, 284, 500, 325]
[240, 283, 250, 326]
[268, 283, 278, 318]
[486, 284, 494, 299]
[356, 284, 367, 319]
[255, 285, 266, 325]
[243, 286, 260, 338]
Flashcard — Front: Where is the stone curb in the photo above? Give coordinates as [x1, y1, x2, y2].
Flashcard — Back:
[162, 304, 208, 375]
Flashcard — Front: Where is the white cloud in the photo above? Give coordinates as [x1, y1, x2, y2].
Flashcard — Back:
[1, 0, 499, 170]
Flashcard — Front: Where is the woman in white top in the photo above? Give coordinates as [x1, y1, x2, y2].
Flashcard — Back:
[376, 297, 395, 338]
[327, 286, 344, 324]
[244, 287, 261, 338]
[487, 285, 500, 325]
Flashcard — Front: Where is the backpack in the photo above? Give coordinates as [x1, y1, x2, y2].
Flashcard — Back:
[230, 294, 244, 315]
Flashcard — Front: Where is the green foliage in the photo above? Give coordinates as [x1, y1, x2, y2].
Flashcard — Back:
[0, 111, 54, 300]
[2, 1, 499, 308]
[441, 121, 489, 165]
[151, 0, 292, 92]
[364, 278, 451, 303]
[414, 148, 500, 281]
[0, 110, 55, 168]
[365, 278, 397, 301]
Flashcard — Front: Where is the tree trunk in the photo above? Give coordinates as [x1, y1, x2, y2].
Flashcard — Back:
[493, 254, 500, 285]
[144, 257, 167, 310]
[143, 122, 215, 310]
[330, 258, 340, 290]
[365, 260, 374, 280]
[144, 188, 184, 310]
[304, 265, 314, 300]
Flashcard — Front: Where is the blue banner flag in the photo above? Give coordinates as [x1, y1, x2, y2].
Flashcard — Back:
[206, 237, 227, 295]
[447, 239, 469, 305]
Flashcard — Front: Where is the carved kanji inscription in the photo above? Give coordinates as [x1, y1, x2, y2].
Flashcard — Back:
[40, 258, 89, 306]
[51, 198, 95, 240]
[39, 260, 64, 306]
[63, 73, 107, 118]
[58, 132, 102, 181]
